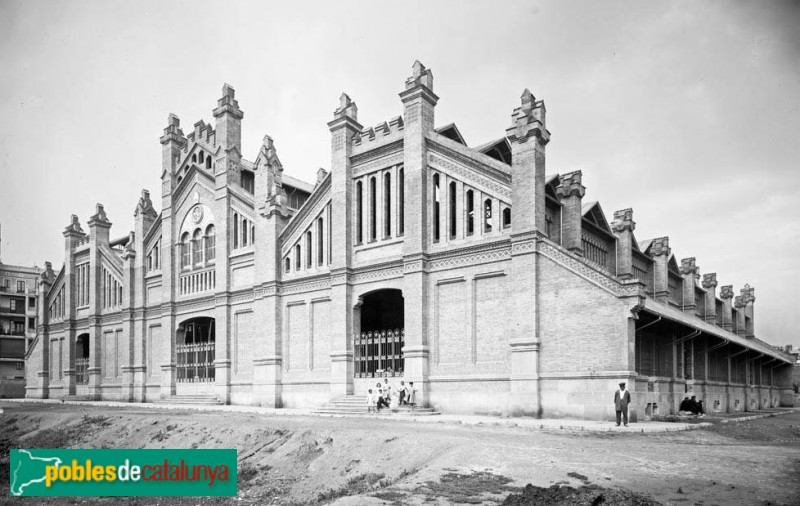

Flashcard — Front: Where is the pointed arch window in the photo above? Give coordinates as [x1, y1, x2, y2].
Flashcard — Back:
[181, 232, 191, 268]
[449, 181, 457, 239]
[384, 172, 391, 238]
[484, 199, 493, 233]
[306, 231, 313, 268]
[205, 225, 216, 262]
[192, 229, 203, 265]
[466, 190, 474, 236]
[317, 217, 324, 266]
[356, 181, 363, 244]
[369, 176, 377, 241]
[433, 173, 441, 242]
[398, 167, 404, 236]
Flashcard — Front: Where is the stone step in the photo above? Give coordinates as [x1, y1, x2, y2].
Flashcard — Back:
[152, 395, 223, 405]
[313, 395, 440, 416]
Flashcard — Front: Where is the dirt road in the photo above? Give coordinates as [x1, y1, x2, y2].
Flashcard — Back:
[1, 402, 798, 505]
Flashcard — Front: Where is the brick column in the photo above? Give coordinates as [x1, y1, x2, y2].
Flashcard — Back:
[741, 284, 755, 339]
[555, 171, 585, 255]
[612, 209, 635, 280]
[734, 296, 746, 337]
[720, 285, 734, 331]
[132, 191, 156, 401]
[32, 263, 55, 398]
[401, 62, 438, 406]
[62, 216, 85, 396]
[329, 93, 363, 399]
[158, 115, 185, 398]
[253, 136, 290, 407]
[702, 273, 718, 323]
[650, 237, 671, 303]
[120, 234, 136, 402]
[506, 88, 550, 416]
[679, 257, 699, 314]
[87, 205, 111, 400]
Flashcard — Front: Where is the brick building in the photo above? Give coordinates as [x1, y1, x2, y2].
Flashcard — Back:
[1, 261, 41, 397]
[25, 62, 795, 420]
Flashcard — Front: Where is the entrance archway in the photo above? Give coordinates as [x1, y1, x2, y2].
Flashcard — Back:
[354, 289, 404, 378]
[176, 317, 215, 383]
[75, 333, 89, 385]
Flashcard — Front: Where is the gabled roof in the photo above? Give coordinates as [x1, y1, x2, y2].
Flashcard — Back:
[581, 201, 612, 233]
[475, 137, 512, 165]
[283, 173, 315, 194]
[639, 239, 654, 253]
[667, 254, 681, 274]
[435, 123, 467, 145]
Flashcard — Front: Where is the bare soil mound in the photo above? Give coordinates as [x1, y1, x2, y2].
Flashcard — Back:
[503, 483, 661, 506]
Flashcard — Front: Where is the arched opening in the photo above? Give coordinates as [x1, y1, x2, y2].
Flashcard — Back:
[206, 157, 212, 170]
[176, 317, 215, 383]
[75, 333, 90, 385]
[354, 289, 404, 378]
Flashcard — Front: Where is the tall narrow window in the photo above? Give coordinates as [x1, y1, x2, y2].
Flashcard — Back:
[181, 232, 191, 267]
[242, 218, 248, 247]
[285, 257, 291, 273]
[193, 229, 203, 264]
[384, 172, 391, 237]
[433, 174, 440, 242]
[233, 213, 239, 249]
[306, 231, 313, 268]
[449, 181, 457, 239]
[317, 217, 324, 266]
[295, 244, 301, 270]
[205, 225, 216, 262]
[484, 199, 493, 233]
[154, 243, 160, 269]
[466, 190, 475, 236]
[369, 176, 377, 241]
[356, 181, 363, 244]
[398, 167, 404, 236]
[502, 208, 511, 229]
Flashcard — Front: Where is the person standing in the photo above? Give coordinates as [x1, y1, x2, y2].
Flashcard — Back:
[614, 381, 631, 427]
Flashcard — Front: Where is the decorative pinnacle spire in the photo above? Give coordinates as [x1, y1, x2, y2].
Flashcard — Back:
[333, 93, 358, 121]
[612, 208, 636, 233]
[506, 88, 549, 145]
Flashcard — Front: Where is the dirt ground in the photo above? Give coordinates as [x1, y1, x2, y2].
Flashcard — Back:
[1, 402, 799, 505]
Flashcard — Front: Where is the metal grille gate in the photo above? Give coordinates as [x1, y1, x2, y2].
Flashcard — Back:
[354, 328, 404, 378]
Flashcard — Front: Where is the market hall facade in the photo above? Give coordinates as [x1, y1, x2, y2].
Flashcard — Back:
[25, 62, 795, 420]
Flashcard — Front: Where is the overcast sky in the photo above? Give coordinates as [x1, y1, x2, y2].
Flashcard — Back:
[1, 1, 798, 347]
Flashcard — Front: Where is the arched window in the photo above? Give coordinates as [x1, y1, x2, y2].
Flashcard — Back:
[384, 172, 391, 237]
[356, 181, 363, 244]
[285, 257, 291, 273]
[192, 153, 197, 163]
[181, 232, 191, 268]
[205, 225, 216, 262]
[198, 152, 204, 165]
[206, 157, 212, 170]
[233, 213, 239, 249]
[502, 208, 511, 229]
[466, 190, 474, 236]
[369, 177, 377, 241]
[433, 173, 440, 242]
[317, 217, 324, 265]
[306, 231, 312, 268]
[242, 218, 248, 247]
[192, 229, 203, 265]
[295, 244, 301, 270]
[251, 224, 254, 243]
[449, 181, 457, 239]
[484, 199, 493, 233]
[154, 243, 160, 269]
[398, 167, 404, 236]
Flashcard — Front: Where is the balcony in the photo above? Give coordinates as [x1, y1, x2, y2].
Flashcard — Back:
[179, 267, 216, 296]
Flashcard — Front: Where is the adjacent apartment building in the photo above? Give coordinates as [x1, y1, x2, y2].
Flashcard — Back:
[0, 260, 41, 397]
[24, 62, 795, 420]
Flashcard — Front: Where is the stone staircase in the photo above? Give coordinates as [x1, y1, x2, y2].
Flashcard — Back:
[152, 394, 223, 405]
[313, 395, 440, 416]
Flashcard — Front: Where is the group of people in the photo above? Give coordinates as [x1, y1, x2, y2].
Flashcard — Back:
[367, 378, 415, 412]
[679, 395, 706, 417]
